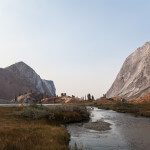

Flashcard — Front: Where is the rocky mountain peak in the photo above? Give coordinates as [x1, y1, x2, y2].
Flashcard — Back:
[14, 61, 28, 66]
[8, 61, 30, 68]
[6, 61, 35, 74]
[0, 61, 56, 100]
[106, 42, 150, 99]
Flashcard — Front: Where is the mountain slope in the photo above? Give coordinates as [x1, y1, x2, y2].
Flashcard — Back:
[106, 42, 150, 99]
[0, 62, 56, 100]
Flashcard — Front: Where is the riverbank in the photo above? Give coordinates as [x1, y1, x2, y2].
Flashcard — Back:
[0, 105, 90, 150]
[94, 99, 150, 117]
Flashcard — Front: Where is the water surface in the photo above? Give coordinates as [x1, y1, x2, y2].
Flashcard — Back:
[67, 107, 150, 150]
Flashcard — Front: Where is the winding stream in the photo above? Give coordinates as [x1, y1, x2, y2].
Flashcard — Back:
[67, 107, 150, 150]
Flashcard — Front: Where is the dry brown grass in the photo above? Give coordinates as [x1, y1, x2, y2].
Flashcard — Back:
[130, 93, 150, 104]
[94, 98, 150, 117]
[0, 107, 70, 150]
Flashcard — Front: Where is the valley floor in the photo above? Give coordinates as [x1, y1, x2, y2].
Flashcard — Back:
[0, 107, 70, 150]
[0, 105, 89, 150]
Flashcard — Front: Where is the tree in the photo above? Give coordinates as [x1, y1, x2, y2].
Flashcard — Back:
[103, 94, 106, 98]
[87, 93, 92, 100]
[92, 95, 95, 100]
[14, 95, 17, 103]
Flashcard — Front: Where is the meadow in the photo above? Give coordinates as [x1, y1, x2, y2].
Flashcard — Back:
[0, 105, 90, 150]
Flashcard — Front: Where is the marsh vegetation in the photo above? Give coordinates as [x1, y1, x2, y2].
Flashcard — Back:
[0, 105, 90, 150]
[94, 99, 150, 117]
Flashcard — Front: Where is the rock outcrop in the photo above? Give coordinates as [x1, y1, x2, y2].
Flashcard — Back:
[0, 61, 56, 100]
[106, 42, 150, 99]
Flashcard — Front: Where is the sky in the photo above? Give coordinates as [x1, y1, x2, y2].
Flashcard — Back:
[0, 0, 150, 98]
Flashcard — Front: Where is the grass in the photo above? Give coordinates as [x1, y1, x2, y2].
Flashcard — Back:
[21, 104, 90, 123]
[0, 105, 90, 150]
[0, 107, 69, 150]
[46, 105, 90, 123]
[94, 100, 150, 117]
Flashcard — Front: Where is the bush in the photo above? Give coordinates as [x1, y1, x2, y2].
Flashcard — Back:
[21, 105, 90, 123]
[21, 109, 45, 119]
[47, 105, 90, 123]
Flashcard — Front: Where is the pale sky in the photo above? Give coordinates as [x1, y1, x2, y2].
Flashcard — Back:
[0, 0, 150, 98]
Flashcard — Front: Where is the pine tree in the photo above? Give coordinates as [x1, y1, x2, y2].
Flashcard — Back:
[92, 95, 95, 100]
[87, 93, 91, 100]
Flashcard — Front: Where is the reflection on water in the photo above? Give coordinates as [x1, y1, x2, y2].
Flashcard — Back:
[67, 107, 150, 150]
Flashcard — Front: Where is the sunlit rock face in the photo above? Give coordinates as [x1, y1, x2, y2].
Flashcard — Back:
[0, 61, 56, 100]
[106, 42, 150, 99]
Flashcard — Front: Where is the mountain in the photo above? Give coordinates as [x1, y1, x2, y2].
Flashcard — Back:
[0, 61, 56, 100]
[106, 42, 150, 99]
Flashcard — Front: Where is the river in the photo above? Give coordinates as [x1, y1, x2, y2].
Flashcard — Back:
[67, 107, 150, 150]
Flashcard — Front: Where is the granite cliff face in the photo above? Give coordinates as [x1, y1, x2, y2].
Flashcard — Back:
[106, 42, 150, 99]
[0, 62, 56, 100]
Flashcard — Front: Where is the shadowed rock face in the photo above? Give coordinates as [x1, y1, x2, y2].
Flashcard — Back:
[106, 42, 150, 99]
[0, 62, 56, 100]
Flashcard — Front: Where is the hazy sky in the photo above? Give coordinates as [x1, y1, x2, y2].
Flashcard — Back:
[0, 0, 150, 98]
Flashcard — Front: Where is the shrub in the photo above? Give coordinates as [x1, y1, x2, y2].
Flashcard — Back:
[21, 105, 90, 123]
